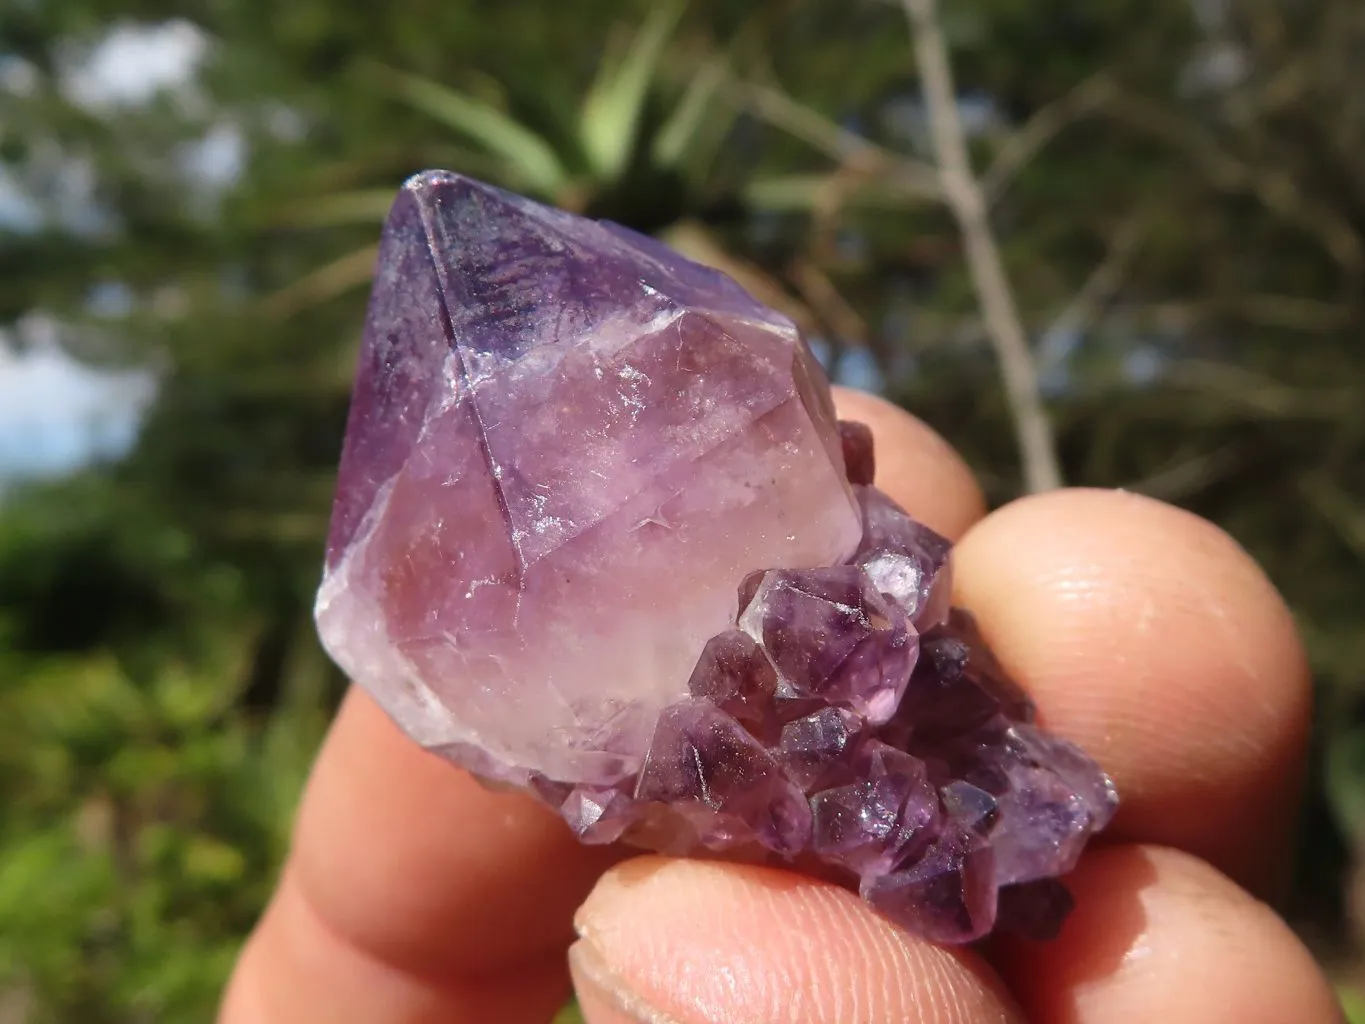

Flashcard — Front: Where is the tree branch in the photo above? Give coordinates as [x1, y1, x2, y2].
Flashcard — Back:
[734, 81, 944, 198]
[1105, 88, 1364, 279]
[790, 257, 868, 348]
[982, 74, 1116, 204]
[902, 0, 1063, 492]
[1128, 442, 1248, 502]
[1301, 474, 1365, 564]
[1042, 212, 1148, 340]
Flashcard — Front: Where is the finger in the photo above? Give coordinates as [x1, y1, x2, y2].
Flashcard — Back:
[832, 387, 985, 540]
[222, 390, 982, 1023]
[571, 857, 1022, 1024]
[952, 489, 1311, 895]
[996, 845, 1341, 1024]
[221, 689, 620, 1024]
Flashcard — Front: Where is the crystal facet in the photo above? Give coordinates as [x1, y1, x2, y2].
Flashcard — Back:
[738, 566, 916, 725]
[636, 699, 812, 855]
[318, 171, 1118, 945]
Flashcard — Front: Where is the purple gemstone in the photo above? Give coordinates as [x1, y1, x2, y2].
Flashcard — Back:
[996, 878, 1076, 941]
[838, 419, 876, 485]
[985, 724, 1118, 885]
[1007, 722, 1120, 829]
[738, 566, 917, 724]
[939, 779, 1000, 834]
[918, 719, 1115, 887]
[779, 706, 862, 791]
[891, 611, 1036, 745]
[317, 171, 860, 785]
[316, 171, 1119, 946]
[686, 630, 779, 734]
[861, 823, 998, 943]
[810, 741, 938, 877]
[853, 487, 953, 630]
[636, 699, 812, 854]
[989, 768, 1097, 886]
[559, 784, 637, 844]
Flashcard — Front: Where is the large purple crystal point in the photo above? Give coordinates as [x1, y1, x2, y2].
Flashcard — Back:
[317, 171, 860, 784]
[318, 171, 1117, 946]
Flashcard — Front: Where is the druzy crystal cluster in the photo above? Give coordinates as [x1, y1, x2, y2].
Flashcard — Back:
[317, 170, 1117, 943]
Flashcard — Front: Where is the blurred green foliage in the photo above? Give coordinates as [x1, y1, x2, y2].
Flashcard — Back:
[2, 0, 1364, 1018]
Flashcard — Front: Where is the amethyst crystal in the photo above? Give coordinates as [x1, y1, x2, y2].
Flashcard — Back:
[317, 170, 1117, 944]
[738, 566, 916, 725]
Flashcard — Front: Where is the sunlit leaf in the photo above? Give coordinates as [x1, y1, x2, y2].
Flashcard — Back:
[1326, 728, 1365, 840]
[261, 244, 380, 319]
[652, 55, 729, 170]
[744, 174, 936, 212]
[579, 0, 686, 180]
[278, 190, 397, 229]
[379, 68, 567, 196]
[1342, 989, 1365, 1024]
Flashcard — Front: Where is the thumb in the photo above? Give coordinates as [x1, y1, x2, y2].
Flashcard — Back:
[569, 857, 1021, 1024]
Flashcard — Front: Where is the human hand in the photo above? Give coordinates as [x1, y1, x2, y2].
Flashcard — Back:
[219, 388, 1341, 1023]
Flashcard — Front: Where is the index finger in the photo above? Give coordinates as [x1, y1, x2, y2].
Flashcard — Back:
[219, 387, 986, 1023]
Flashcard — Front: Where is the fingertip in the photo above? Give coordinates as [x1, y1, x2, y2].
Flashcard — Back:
[222, 867, 573, 1023]
[998, 845, 1341, 1024]
[951, 488, 1311, 893]
[572, 856, 1021, 1024]
[832, 387, 986, 539]
[292, 690, 619, 978]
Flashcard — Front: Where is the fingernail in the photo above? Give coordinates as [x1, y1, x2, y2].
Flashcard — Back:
[569, 937, 671, 1024]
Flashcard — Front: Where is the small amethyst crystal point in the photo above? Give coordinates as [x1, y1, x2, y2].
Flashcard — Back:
[862, 823, 998, 945]
[985, 723, 1119, 886]
[738, 566, 916, 724]
[810, 742, 938, 876]
[686, 630, 778, 733]
[838, 420, 876, 486]
[317, 171, 1117, 947]
[636, 700, 811, 855]
[779, 706, 862, 791]
[855, 486, 953, 630]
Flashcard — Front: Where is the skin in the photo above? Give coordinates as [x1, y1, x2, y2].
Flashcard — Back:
[220, 387, 1343, 1024]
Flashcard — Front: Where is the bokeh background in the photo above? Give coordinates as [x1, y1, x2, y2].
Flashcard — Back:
[1, 1, 1364, 1020]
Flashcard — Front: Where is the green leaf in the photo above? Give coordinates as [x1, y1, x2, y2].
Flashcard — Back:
[278, 189, 398, 229]
[579, 0, 686, 180]
[380, 68, 568, 197]
[552, 1000, 587, 1024]
[262, 244, 380, 318]
[183, 835, 247, 885]
[652, 55, 729, 170]
[1341, 988, 1365, 1024]
[1326, 727, 1365, 840]
[743, 174, 935, 212]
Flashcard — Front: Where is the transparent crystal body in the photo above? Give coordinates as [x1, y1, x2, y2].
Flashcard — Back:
[316, 171, 860, 785]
